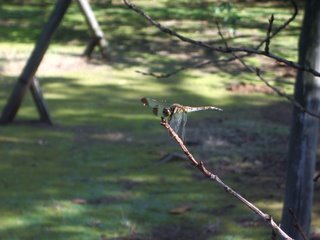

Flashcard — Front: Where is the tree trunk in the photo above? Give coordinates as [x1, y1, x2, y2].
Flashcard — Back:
[281, 0, 320, 239]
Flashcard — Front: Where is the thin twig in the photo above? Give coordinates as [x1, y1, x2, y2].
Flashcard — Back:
[256, 69, 320, 119]
[216, 22, 229, 49]
[215, 22, 320, 119]
[123, 0, 320, 78]
[160, 118, 293, 240]
[256, 0, 298, 51]
[135, 59, 212, 78]
[134, 0, 298, 79]
[265, 14, 274, 54]
[288, 208, 308, 240]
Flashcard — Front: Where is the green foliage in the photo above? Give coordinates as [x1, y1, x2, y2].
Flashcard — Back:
[208, 2, 241, 31]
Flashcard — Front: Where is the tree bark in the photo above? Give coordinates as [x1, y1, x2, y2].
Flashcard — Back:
[281, 0, 320, 239]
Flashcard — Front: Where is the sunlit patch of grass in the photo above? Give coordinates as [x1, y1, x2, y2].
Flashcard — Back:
[254, 200, 283, 218]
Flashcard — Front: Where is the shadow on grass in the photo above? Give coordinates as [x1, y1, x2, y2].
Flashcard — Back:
[0, 72, 297, 239]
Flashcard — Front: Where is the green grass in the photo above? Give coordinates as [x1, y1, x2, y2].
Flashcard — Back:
[0, 1, 318, 239]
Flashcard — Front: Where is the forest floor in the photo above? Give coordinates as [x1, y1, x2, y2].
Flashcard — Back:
[0, 1, 319, 240]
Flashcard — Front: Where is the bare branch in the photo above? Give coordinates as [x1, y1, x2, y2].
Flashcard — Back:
[130, 0, 320, 118]
[160, 118, 293, 240]
[135, 60, 212, 78]
[216, 22, 229, 49]
[134, 0, 298, 79]
[255, 69, 320, 119]
[256, 0, 298, 51]
[216, 22, 229, 50]
[215, 23, 320, 119]
[123, 0, 320, 77]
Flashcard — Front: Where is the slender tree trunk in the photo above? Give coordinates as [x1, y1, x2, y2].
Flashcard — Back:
[281, 1, 320, 239]
[0, 0, 71, 124]
[77, 0, 109, 58]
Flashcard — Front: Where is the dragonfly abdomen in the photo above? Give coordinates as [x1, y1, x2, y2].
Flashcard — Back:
[185, 106, 223, 112]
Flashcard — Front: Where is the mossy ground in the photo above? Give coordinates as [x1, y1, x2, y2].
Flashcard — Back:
[0, 1, 319, 239]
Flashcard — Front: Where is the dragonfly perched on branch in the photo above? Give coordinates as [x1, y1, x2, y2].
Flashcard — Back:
[141, 97, 223, 141]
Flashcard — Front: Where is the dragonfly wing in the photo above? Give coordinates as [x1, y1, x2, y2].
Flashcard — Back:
[141, 97, 171, 116]
[185, 106, 223, 112]
[171, 112, 187, 141]
[180, 113, 187, 141]
[169, 112, 182, 137]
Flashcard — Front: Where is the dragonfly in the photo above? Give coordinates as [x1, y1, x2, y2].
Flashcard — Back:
[141, 97, 223, 141]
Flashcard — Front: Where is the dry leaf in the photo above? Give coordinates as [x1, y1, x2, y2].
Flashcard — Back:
[169, 204, 192, 214]
[71, 198, 87, 204]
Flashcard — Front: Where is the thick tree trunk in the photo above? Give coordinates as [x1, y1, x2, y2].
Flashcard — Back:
[281, 0, 320, 239]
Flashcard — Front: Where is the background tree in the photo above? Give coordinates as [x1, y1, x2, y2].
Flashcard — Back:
[281, 1, 320, 239]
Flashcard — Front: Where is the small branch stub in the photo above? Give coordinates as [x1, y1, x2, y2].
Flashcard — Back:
[265, 14, 274, 54]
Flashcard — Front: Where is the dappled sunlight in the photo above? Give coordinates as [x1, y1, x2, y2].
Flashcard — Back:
[35, 200, 85, 219]
[0, 1, 316, 239]
[312, 211, 320, 233]
[90, 132, 133, 142]
[254, 200, 283, 218]
[1, 200, 85, 229]
[0, 135, 33, 144]
[0, 216, 26, 232]
[46, 92, 71, 100]
[0, 200, 98, 239]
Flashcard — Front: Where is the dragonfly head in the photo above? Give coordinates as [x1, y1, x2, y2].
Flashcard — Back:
[141, 97, 149, 106]
[162, 107, 171, 117]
